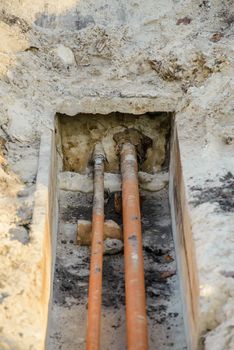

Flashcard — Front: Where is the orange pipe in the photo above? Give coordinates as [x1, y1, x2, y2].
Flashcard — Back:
[86, 144, 105, 350]
[121, 142, 148, 350]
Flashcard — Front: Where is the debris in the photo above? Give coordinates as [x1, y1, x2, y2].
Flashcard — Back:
[55, 45, 75, 66]
[96, 39, 107, 53]
[104, 238, 123, 255]
[164, 254, 174, 263]
[10, 226, 29, 244]
[114, 192, 122, 214]
[149, 58, 184, 81]
[25, 46, 40, 52]
[160, 270, 176, 279]
[77, 219, 122, 245]
[176, 17, 192, 25]
[210, 32, 224, 42]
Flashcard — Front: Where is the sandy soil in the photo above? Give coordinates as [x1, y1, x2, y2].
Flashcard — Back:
[0, 0, 233, 349]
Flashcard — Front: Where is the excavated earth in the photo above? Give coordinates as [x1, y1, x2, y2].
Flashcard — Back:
[0, 1, 233, 350]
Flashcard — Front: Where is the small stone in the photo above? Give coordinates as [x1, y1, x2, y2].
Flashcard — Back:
[224, 136, 234, 145]
[0, 292, 9, 304]
[160, 270, 176, 279]
[17, 205, 32, 226]
[176, 17, 192, 25]
[220, 270, 234, 278]
[104, 238, 123, 255]
[17, 189, 29, 197]
[10, 226, 29, 244]
[164, 254, 174, 263]
[55, 45, 75, 66]
[210, 32, 223, 43]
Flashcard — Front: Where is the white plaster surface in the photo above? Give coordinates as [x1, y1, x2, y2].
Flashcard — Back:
[59, 171, 168, 193]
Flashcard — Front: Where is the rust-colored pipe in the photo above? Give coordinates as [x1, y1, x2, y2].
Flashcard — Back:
[121, 142, 148, 350]
[86, 143, 105, 350]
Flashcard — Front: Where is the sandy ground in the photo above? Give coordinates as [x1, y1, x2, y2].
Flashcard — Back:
[0, 0, 233, 349]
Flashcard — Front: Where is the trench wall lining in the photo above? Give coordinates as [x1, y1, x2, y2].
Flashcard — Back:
[30, 129, 57, 350]
[169, 125, 199, 350]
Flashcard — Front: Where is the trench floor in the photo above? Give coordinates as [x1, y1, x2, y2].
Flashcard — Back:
[48, 182, 186, 349]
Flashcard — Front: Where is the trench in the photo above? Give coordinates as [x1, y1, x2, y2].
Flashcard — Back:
[48, 112, 187, 350]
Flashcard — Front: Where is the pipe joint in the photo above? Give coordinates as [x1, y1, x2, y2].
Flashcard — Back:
[93, 143, 106, 164]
